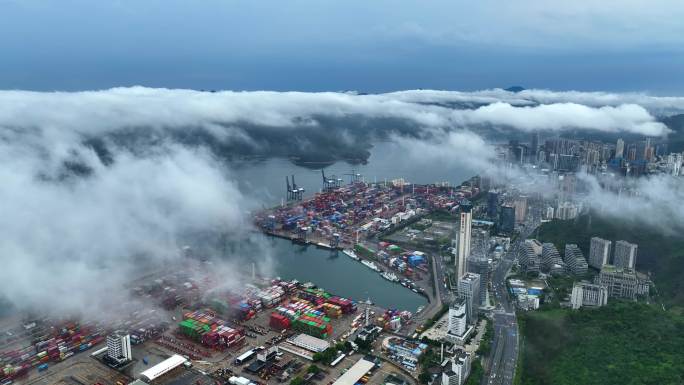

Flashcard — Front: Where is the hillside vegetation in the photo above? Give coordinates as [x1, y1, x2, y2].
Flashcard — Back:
[517, 302, 684, 385]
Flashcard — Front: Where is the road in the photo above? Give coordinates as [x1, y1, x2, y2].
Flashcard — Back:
[485, 209, 541, 385]
[485, 249, 518, 385]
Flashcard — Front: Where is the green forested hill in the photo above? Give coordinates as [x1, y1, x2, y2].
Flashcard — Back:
[517, 302, 684, 385]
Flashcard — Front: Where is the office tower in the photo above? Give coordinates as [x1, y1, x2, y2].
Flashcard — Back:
[468, 257, 489, 305]
[106, 331, 132, 364]
[570, 282, 608, 309]
[644, 138, 653, 161]
[486, 191, 499, 219]
[615, 138, 624, 158]
[441, 348, 472, 385]
[589, 237, 612, 269]
[499, 205, 515, 234]
[456, 200, 473, 283]
[458, 272, 481, 325]
[529, 132, 540, 164]
[513, 196, 528, 223]
[447, 299, 467, 337]
[614, 240, 638, 270]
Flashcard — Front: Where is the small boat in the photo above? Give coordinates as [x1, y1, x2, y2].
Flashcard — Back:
[361, 260, 381, 272]
[343, 249, 360, 260]
[380, 271, 399, 282]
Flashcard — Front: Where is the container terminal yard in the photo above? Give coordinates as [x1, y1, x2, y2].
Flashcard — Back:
[2, 176, 483, 385]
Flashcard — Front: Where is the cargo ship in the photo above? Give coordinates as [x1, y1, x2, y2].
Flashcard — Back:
[342, 249, 360, 261]
[380, 271, 399, 282]
[361, 260, 381, 272]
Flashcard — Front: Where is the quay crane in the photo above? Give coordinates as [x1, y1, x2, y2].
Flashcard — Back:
[286, 175, 304, 201]
[321, 170, 341, 191]
[345, 169, 362, 184]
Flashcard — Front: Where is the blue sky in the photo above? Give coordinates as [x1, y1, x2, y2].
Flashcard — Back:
[1, 0, 683, 93]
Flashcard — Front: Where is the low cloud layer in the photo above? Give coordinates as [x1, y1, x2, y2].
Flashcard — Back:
[0, 87, 673, 162]
[0, 136, 258, 317]
[392, 128, 684, 233]
[0, 86, 681, 318]
[579, 173, 684, 234]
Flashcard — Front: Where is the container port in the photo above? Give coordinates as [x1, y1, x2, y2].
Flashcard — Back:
[1, 177, 483, 385]
[254, 179, 479, 249]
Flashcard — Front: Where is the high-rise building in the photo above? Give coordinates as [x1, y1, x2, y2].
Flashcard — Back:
[541, 243, 564, 275]
[441, 348, 472, 385]
[513, 196, 528, 224]
[557, 154, 580, 172]
[644, 138, 653, 161]
[666, 153, 682, 176]
[613, 240, 637, 270]
[456, 200, 473, 283]
[486, 191, 499, 219]
[615, 138, 625, 159]
[106, 331, 132, 365]
[499, 205, 515, 234]
[589, 237, 612, 269]
[570, 282, 608, 309]
[518, 240, 541, 273]
[543, 206, 555, 220]
[564, 244, 588, 276]
[530, 132, 540, 164]
[555, 201, 579, 220]
[447, 299, 467, 337]
[468, 257, 489, 306]
[458, 272, 481, 325]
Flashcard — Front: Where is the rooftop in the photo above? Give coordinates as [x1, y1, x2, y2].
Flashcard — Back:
[139, 354, 187, 382]
[331, 358, 375, 385]
[287, 333, 330, 352]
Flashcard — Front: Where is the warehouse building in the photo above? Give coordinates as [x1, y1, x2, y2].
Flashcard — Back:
[331, 357, 376, 385]
[139, 354, 188, 382]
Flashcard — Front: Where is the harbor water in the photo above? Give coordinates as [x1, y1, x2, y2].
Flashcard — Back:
[228, 140, 474, 312]
[262, 236, 427, 312]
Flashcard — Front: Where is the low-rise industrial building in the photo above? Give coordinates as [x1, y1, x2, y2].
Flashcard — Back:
[331, 357, 376, 385]
[139, 354, 188, 383]
[287, 333, 330, 353]
[382, 337, 427, 370]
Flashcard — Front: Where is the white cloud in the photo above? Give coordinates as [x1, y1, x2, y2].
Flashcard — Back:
[0, 85, 680, 317]
[0, 139, 257, 317]
[579, 173, 684, 234]
[0, 87, 672, 148]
